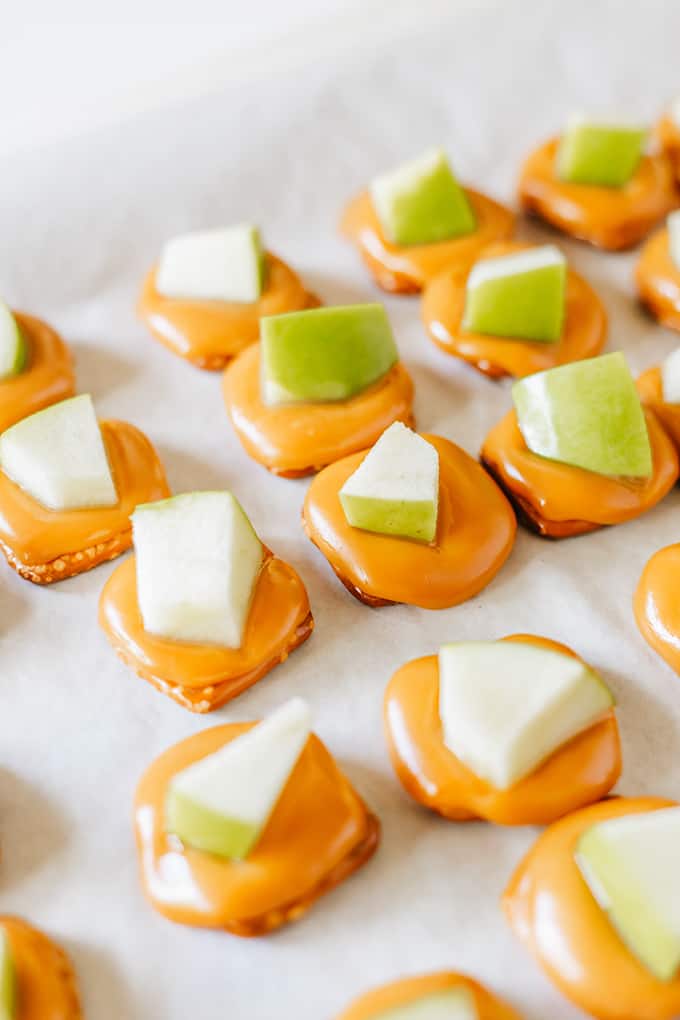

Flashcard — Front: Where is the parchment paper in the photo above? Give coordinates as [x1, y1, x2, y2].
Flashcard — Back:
[2, 4, 680, 1018]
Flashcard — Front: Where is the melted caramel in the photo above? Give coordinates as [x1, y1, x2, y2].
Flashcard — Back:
[302, 434, 516, 608]
[336, 971, 523, 1020]
[503, 797, 680, 1020]
[481, 409, 678, 536]
[0, 916, 82, 1020]
[340, 189, 515, 293]
[519, 138, 677, 250]
[636, 228, 680, 331]
[634, 541, 680, 675]
[422, 241, 607, 378]
[99, 551, 313, 712]
[384, 634, 621, 824]
[138, 254, 314, 370]
[0, 313, 75, 434]
[656, 114, 680, 182]
[134, 725, 378, 932]
[223, 344, 415, 477]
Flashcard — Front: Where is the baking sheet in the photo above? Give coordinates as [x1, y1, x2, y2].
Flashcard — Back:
[2, 4, 680, 1017]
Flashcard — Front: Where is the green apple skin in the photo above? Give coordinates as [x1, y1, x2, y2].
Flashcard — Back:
[166, 789, 259, 860]
[0, 929, 16, 1020]
[556, 119, 647, 188]
[462, 247, 566, 343]
[340, 495, 437, 543]
[512, 352, 653, 478]
[370, 148, 477, 246]
[260, 303, 398, 404]
[0, 303, 27, 382]
[369, 987, 477, 1020]
[668, 210, 680, 273]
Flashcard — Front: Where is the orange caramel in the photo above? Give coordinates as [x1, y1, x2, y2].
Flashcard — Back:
[0, 916, 82, 1020]
[422, 241, 607, 379]
[0, 312, 75, 434]
[636, 228, 680, 331]
[634, 541, 680, 676]
[336, 971, 523, 1020]
[340, 189, 515, 293]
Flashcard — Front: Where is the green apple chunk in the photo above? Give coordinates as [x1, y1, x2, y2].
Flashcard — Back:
[512, 352, 652, 478]
[438, 640, 613, 789]
[156, 224, 265, 303]
[0, 303, 26, 381]
[370, 147, 477, 246]
[260, 303, 398, 405]
[372, 987, 477, 1020]
[0, 929, 16, 1020]
[668, 210, 680, 273]
[132, 491, 263, 648]
[462, 245, 566, 343]
[339, 422, 439, 542]
[0, 394, 117, 511]
[576, 806, 680, 981]
[166, 698, 311, 859]
[661, 345, 680, 403]
[556, 115, 647, 188]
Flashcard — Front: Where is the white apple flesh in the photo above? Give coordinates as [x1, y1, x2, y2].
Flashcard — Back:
[668, 209, 680, 273]
[370, 987, 478, 1020]
[0, 929, 16, 1020]
[0, 303, 26, 381]
[438, 640, 614, 789]
[156, 224, 265, 303]
[166, 698, 312, 860]
[661, 345, 680, 404]
[133, 491, 263, 648]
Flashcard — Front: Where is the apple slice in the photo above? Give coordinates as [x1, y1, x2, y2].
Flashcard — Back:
[576, 806, 680, 981]
[0, 303, 26, 381]
[556, 115, 647, 187]
[512, 352, 652, 478]
[462, 244, 566, 343]
[668, 209, 680, 272]
[260, 303, 398, 405]
[0, 929, 16, 1020]
[438, 640, 613, 789]
[371, 987, 477, 1020]
[0, 394, 117, 511]
[132, 491, 263, 648]
[661, 345, 680, 403]
[339, 422, 439, 542]
[156, 224, 265, 303]
[166, 697, 311, 859]
[370, 147, 477, 246]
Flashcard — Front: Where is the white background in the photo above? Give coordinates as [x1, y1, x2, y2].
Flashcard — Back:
[1, 3, 680, 1019]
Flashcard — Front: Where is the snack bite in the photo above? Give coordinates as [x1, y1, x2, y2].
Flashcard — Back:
[341, 148, 515, 293]
[636, 211, 680, 332]
[519, 115, 677, 250]
[222, 304, 415, 477]
[637, 343, 680, 450]
[0, 916, 83, 1019]
[504, 797, 680, 1020]
[335, 971, 523, 1020]
[99, 490, 313, 712]
[134, 698, 379, 933]
[138, 224, 319, 370]
[303, 422, 515, 607]
[0, 394, 169, 583]
[481, 352, 679, 538]
[384, 634, 620, 825]
[422, 241, 607, 379]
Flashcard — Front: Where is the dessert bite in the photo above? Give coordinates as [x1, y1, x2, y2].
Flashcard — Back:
[636, 210, 680, 332]
[99, 490, 313, 712]
[335, 971, 522, 1020]
[0, 916, 83, 1019]
[0, 302, 75, 433]
[138, 224, 319, 370]
[340, 148, 515, 293]
[481, 352, 679, 538]
[635, 541, 680, 675]
[222, 304, 414, 477]
[422, 240, 607, 379]
[134, 698, 379, 933]
[384, 635, 620, 825]
[519, 115, 677, 250]
[0, 394, 168, 583]
[656, 96, 680, 184]
[302, 422, 515, 607]
[637, 342, 680, 450]
[504, 797, 680, 1020]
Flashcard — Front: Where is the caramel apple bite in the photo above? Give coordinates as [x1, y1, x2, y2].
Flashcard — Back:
[636, 211, 680, 331]
[0, 916, 83, 1020]
[336, 972, 523, 1020]
[0, 307, 75, 434]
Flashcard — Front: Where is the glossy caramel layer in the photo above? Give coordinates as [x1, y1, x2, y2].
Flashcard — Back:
[634, 542, 680, 675]
[519, 138, 678, 250]
[303, 434, 516, 608]
[223, 344, 415, 477]
[503, 797, 680, 1020]
[656, 114, 680, 182]
[138, 253, 314, 370]
[135, 725, 379, 933]
[422, 241, 607, 378]
[636, 228, 680, 331]
[0, 419, 169, 582]
[99, 551, 313, 712]
[0, 916, 82, 1020]
[0, 313, 75, 434]
[481, 409, 678, 537]
[340, 189, 515, 293]
[336, 971, 523, 1020]
[384, 634, 621, 824]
